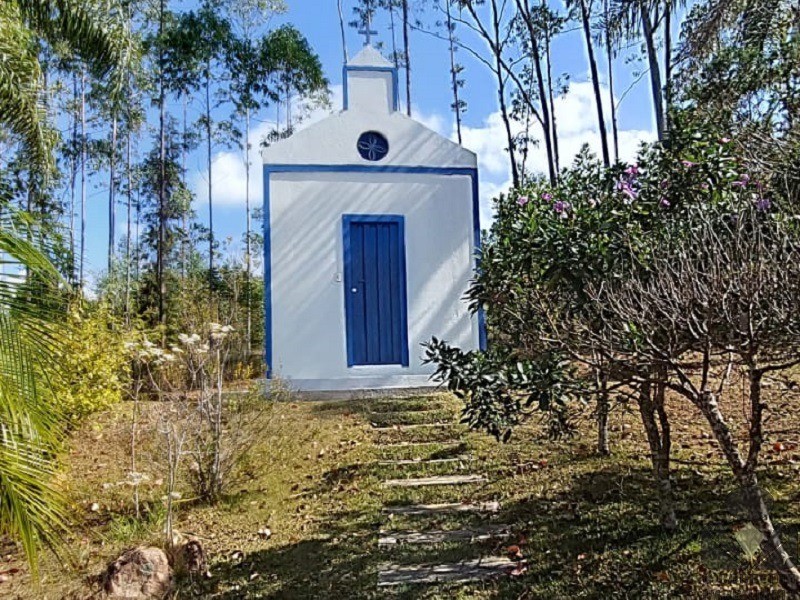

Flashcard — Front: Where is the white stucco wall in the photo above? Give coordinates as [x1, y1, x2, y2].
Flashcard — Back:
[263, 45, 480, 391]
[348, 71, 395, 113]
[268, 171, 479, 390]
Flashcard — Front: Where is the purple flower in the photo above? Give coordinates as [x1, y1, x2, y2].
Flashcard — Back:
[756, 197, 772, 211]
[517, 196, 529, 206]
[659, 179, 669, 190]
[617, 180, 638, 203]
[732, 173, 750, 188]
[720, 137, 731, 144]
[588, 198, 599, 208]
[681, 160, 697, 168]
[541, 192, 553, 202]
[659, 197, 671, 208]
[624, 165, 640, 177]
[553, 200, 570, 217]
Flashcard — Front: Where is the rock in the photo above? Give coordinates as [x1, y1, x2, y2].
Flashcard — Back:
[102, 546, 173, 599]
[170, 538, 210, 578]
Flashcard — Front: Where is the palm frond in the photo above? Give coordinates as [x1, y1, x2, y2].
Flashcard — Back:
[0, 211, 69, 569]
[15, 0, 133, 93]
[0, 3, 53, 173]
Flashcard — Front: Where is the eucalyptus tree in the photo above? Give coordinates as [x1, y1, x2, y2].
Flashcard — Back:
[513, 0, 564, 182]
[444, 0, 466, 144]
[453, 0, 521, 186]
[263, 25, 328, 133]
[161, 2, 231, 300]
[566, 0, 610, 166]
[610, 0, 676, 140]
[223, 0, 286, 352]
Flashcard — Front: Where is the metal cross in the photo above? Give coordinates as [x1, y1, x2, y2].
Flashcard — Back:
[358, 11, 378, 46]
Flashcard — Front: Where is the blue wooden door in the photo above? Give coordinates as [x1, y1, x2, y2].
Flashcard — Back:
[343, 215, 409, 367]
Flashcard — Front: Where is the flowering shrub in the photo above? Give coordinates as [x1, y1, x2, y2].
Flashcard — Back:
[50, 303, 131, 421]
[427, 121, 800, 589]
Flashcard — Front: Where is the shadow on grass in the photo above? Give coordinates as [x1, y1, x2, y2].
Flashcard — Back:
[181, 404, 797, 599]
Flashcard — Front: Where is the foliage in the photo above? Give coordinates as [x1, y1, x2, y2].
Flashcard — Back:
[678, 0, 799, 134]
[49, 302, 131, 421]
[0, 0, 132, 176]
[0, 211, 69, 569]
[424, 337, 578, 441]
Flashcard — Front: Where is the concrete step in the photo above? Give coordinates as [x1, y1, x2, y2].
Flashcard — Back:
[380, 441, 462, 449]
[377, 556, 524, 587]
[372, 422, 457, 432]
[378, 526, 512, 547]
[382, 501, 500, 516]
[376, 456, 472, 466]
[382, 474, 486, 488]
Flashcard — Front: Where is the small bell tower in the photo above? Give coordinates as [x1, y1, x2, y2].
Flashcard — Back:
[343, 45, 399, 114]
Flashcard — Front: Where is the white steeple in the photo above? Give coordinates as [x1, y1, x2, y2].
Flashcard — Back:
[344, 46, 398, 114]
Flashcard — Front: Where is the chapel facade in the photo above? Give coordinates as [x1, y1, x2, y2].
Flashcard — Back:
[261, 45, 484, 391]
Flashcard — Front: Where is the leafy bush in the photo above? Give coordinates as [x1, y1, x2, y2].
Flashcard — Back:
[50, 303, 131, 421]
[423, 338, 578, 441]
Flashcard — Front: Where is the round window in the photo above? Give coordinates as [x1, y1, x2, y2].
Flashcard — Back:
[357, 131, 389, 162]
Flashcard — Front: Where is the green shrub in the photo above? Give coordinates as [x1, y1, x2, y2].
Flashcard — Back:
[50, 303, 131, 421]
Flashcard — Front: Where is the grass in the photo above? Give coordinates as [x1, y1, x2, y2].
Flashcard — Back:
[1, 386, 799, 598]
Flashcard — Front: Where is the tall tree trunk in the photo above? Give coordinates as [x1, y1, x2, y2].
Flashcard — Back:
[543, 10, 560, 173]
[338, 0, 348, 63]
[108, 115, 117, 273]
[388, 1, 400, 69]
[402, 0, 412, 116]
[206, 64, 214, 296]
[663, 2, 672, 138]
[446, 1, 463, 144]
[604, 0, 619, 161]
[79, 68, 86, 293]
[158, 0, 167, 327]
[70, 74, 78, 285]
[181, 95, 188, 279]
[491, 0, 519, 187]
[245, 105, 252, 353]
[578, 0, 610, 166]
[641, 8, 665, 140]
[516, 0, 556, 185]
[125, 127, 132, 326]
[638, 373, 677, 530]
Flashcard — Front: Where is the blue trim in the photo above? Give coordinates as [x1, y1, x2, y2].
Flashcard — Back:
[262, 163, 487, 377]
[342, 64, 400, 112]
[263, 166, 273, 378]
[342, 214, 409, 367]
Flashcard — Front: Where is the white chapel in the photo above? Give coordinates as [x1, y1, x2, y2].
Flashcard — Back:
[261, 44, 485, 391]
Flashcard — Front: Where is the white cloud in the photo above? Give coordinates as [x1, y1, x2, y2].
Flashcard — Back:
[459, 81, 655, 220]
[194, 79, 654, 230]
[191, 85, 344, 208]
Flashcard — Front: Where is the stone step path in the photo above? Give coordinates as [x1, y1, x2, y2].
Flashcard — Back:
[372, 422, 458, 432]
[377, 557, 523, 587]
[369, 397, 515, 591]
[378, 526, 512, 547]
[381, 440, 462, 449]
[382, 474, 486, 488]
[376, 456, 472, 466]
[382, 501, 500, 516]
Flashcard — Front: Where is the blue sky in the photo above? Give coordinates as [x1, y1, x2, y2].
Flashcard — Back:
[81, 0, 662, 287]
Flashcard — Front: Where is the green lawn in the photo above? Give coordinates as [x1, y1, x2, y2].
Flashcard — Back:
[2, 389, 798, 598]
